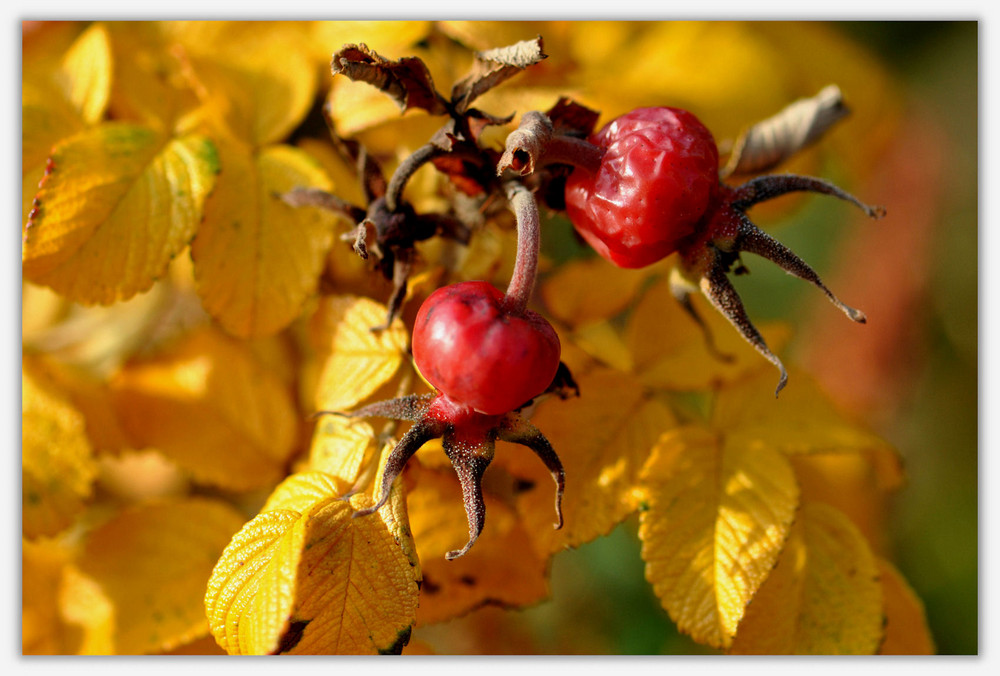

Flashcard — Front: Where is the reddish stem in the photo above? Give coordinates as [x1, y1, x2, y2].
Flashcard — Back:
[540, 134, 603, 174]
[502, 181, 541, 315]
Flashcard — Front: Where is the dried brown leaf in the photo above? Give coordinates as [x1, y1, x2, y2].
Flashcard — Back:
[722, 85, 849, 177]
[331, 44, 448, 117]
[450, 37, 546, 113]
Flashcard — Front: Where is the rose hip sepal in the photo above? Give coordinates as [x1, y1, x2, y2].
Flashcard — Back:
[563, 106, 885, 394]
[323, 392, 564, 560]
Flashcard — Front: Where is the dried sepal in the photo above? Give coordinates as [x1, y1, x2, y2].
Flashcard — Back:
[334, 393, 564, 559]
[332, 43, 449, 116]
[545, 97, 600, 138]
[451, 36, 547, 113]
[721, 85, 850, 177]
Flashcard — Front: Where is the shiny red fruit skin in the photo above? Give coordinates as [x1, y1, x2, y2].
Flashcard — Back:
[564, 107, 720, 268]
[412, 281, 561, 415]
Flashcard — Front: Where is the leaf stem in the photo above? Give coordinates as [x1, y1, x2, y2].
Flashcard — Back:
[502, 181, 541, 315]
[385, 143, 441, 213]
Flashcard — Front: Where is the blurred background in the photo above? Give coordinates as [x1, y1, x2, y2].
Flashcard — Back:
[415, 21, 978, 655]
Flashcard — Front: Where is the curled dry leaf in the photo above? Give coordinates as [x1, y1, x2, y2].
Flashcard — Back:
[331, 43, 448, 116]
[722, 85, 850, 177]
[451, 36, 547, 113]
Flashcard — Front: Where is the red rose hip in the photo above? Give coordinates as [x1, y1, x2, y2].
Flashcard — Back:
[412, 280, 561, 415]
[564, 106, 719, 268]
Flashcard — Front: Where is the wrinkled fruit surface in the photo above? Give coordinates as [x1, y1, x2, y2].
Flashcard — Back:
[412, 281, 561, 415]
[564, 106, 719, 268]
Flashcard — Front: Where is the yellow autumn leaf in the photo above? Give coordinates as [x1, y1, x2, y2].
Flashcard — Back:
[110, 326, 298, 491]
[22, 123, 219, 305]
[302, 294, 409, 413]
[74, 497, 246, 654]
[206, 490, 419, 654]
[624, 275, 792, 391]
[54, 22, 113, 125]
[171, 21, 317, 147]
[404, 459, 549, 625]
[261, 470, 348, 514]
[22, 354, 131, 453]
[541, 256, 654, 328]
[22, 22, 110, 168]
[22, 359, 97, 539]
[104, 22, 202, 131]
[638, 425, 799, 649]
[191, 138, 338, 337]
[713, 367, 901, 465]
[23, 537, 113, 655]
[302, 413, 379, 487]
[729, 502, 883, 654]
[22, 79, 84, 176]
[877, 558, 935, 655]
[792, 452, 896, 550]
[22, 23, 112, 225]
[500, 366, 676, 555]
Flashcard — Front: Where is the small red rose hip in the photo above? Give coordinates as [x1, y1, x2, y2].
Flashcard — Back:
[412, 280, 561, 415]
[564, 106, 719, 268]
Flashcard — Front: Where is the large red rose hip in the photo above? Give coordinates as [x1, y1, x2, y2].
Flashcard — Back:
[412, 280, 561, 415]
[564, 106, 720, 269]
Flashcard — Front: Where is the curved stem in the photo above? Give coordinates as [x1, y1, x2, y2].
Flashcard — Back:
[498, 110, 603, 177]
[539, 135, 603, 174]
[385, 142, 441, 212]
[501, 181, 541, 315]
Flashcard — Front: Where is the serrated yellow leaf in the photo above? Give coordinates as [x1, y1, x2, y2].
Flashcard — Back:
[76, 497, 246, 654]
[638, 426, 799, 649]
[22, 80, 84, 175]
[204, 509, 301, 654]
[303, 295, 409, 412]
[22, 359, 97, 539]
[303, 414, 378, 486]
[22, 123, 219, 305]
[261, 471, 346, 514]
[110, 326, 298, 491]
[192, 139, 337, 337]
[405, 460, 548, 625]
[730, 502, 883, 654]
[207, 494, 419, 654]
[624, 276, 792, 391]
[877, 558, 935, 655]
[500, 366, 676, 554]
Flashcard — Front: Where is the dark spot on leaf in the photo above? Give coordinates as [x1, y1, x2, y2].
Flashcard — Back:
[459, 575, 477, 586]
[272, 618, 310, 654]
